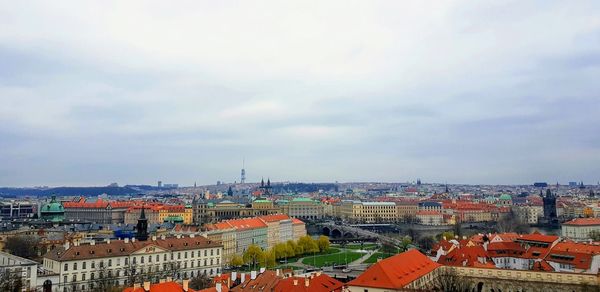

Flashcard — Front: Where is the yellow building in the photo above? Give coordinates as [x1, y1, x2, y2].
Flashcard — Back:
[339, 200, 397, 223]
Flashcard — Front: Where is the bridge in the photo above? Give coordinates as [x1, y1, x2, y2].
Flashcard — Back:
[318, 222, 403, 246]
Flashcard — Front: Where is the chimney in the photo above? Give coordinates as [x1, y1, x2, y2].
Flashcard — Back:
[316, 271, 322, 276]
[231, 272, 237, 281]
[190, 234, 195, 238]
[293, 279, 298, 286]
[161, 235, 166, 240]
[63, 241, 70, 250]
[259, 267, 266, 274]
[183, 279, 189, 292]
[251, 270, 257, 280]
[241, 273, 246, 283]
[107, 239, 110, 244]
[176, 234, 182, 239]
[124, 238, 129, 243]
[90, 241, 95, 246]
[216, 282, 222, 292]
[276, 269, 280, 276]
[167, 276, 172, 282]
[152, 235, 157, 241]
[305, 277, 310, 287]
[143, 281, 151, 291]
[133, 283, 141, 289]
[132, 238, 136, 243]
[159, 279, 165, 283]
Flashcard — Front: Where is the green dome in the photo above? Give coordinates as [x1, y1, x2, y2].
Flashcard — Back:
[42, 196, 64, 213]
[499, 194, 512, 200]
[41, 196, 65, 223]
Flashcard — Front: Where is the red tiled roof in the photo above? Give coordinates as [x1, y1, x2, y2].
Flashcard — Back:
[438, 246, 492, 267]
[563, 218, 600, 226]
[292, 218, 304, 225]
[258, 214, 292, 222]
[517, 233, 559, 244]
[274, 274, 343, 292]
[230, 271, 282, 292]
[123, 281, 197, 292]
[347, 249, 440, 289]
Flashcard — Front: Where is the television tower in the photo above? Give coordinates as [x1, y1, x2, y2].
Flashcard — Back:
[240, 159, 246, 184]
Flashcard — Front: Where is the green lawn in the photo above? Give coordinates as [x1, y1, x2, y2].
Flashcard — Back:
[278, 248, 340, 264]
[301, 251, 363, 267]
[363, 252, 393, 264]
[344, 243, 378, 250]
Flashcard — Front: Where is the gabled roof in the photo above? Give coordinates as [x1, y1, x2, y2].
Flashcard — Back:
[516, 233, 559, 244]
[563, 218, 600, 226]
[230, 271, 282, 292]
[347, 249, 440, 289]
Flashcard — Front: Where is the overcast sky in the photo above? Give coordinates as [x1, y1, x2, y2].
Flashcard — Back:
[1, 1, 599, 187]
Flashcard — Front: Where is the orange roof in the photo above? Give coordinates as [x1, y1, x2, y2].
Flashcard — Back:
[517, 233, 559, 244]
[274, 274, 343, 292]
[563, 218, 600, 226]
[123, 281, 197, 292]
[224, 217, 267, 230]
[438, 246, 492, 267]
[259, 214, 292, 222]
[347, 249, 440, 289]
[291, 218, 304, 225]
[63, 197, 138, 209]
[199, 285, 229, 292]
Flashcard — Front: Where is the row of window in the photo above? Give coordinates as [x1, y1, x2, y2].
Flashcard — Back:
[62, 249, 220, 271]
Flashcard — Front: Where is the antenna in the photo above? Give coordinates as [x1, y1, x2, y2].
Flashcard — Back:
[240, 158, 246, 184]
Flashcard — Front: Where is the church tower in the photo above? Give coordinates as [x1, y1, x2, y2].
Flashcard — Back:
[135, 206, 149, 241]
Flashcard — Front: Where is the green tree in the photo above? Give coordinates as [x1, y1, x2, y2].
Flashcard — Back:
[229, 255, 244, 267]
[0, 269, 23, 292]
[436, 231, 455, 241]
[289, 239, 304, 255]
[273, 243, 287, 259]
[260, 249, 276, 268]
[298, 236, 319, 254]
[243, 244, 264, 269]
[285, 241, 296, 257]
[317, 236, 330, 252]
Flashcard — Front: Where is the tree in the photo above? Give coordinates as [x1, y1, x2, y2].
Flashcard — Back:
[4, 235, 40, 259]
[229, 255, 244, 267]
[287, 240, 303, 256]
[436, 231, 455, 241]
[273, 243, 288, 260]
[429, 268, 472, 291]
[89, 265, 119, 292]
[399, 236, 412, 252]
[317, 236, 330, 252]
[260, 249, 276, 268]
[298, 236, 319, 254]
[0, 268, 23, 292]
[189, 273, 212, 290]
[417, 236, 435, 251]
[243, 244, 264, 269]
[496, 209, 530, 234]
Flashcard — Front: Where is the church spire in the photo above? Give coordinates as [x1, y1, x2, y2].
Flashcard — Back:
[136, 206, 148, 241]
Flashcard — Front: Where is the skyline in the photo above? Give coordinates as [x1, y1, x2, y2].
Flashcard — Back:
[1, 1, 600, 186]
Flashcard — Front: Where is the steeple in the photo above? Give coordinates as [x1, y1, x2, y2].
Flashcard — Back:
[135, 206, 148, 241]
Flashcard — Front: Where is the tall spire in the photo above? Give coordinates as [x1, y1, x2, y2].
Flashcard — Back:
[136, 205, 148, 241]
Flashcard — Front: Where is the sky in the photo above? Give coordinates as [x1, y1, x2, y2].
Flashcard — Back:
[1, 1, 599, 187]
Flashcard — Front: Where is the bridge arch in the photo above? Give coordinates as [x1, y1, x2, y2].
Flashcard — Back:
[322, 226, 331, 236]
[343, 232, 354, 239]
[331, 229, 342, 238]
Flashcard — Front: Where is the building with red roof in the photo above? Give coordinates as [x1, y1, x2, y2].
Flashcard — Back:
[562, 218, 600, 240]
[347, 249, 440, 291]
[123, 280, 196, 292]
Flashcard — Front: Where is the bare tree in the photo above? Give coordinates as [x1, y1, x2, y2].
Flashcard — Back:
[429, 268, 472, 292]
[0, 268, 23, 292]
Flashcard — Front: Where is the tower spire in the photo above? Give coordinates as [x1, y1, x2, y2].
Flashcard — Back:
[136, 205, 148, 241]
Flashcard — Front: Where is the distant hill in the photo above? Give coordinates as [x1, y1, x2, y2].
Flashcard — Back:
[0, 186, 142, 197]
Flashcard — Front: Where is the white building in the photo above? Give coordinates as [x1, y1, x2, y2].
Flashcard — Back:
[43, 235, 223, 292]
[562, 218, 600, 240]
[0, 251, 38, 290]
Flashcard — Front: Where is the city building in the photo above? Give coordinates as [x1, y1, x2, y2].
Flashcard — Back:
[63, 198, 135, 224]
[338, 200, 397, 223]
[416, 210, 444, 225]
[284, 198, 324, 220]
[124, 204, 193, 225]
[0, 200, 36, 219]
[43, 235, 223, 291]
[0, 250, 39, 290]
[562, 218, 600, 240]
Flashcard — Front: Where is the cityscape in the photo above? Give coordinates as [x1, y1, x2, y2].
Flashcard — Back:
[2, 1, 600, 292]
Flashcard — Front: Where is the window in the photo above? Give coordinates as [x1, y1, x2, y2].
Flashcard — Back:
[185, 252, 188, 258]
[217, 249, 220, 255]
[148, 255, 152, 263]
[156, 255, 160, 262]
[141, 257, 144, 264]
[63, 276, 67, 284]
[125, 258, 129, 265]
[211, 249, 214, 256]
[164, 254, 167, 261]
[91, 273, 95, 280]
[91, 261, 95, 269]
[108, 259, 112, 267]
[83, 262, 86, 269]
[204, 250, 207, 257]
[74, 263, 77, 270]
[178, 252, 181, 260]
[82, 274, 86, 281]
